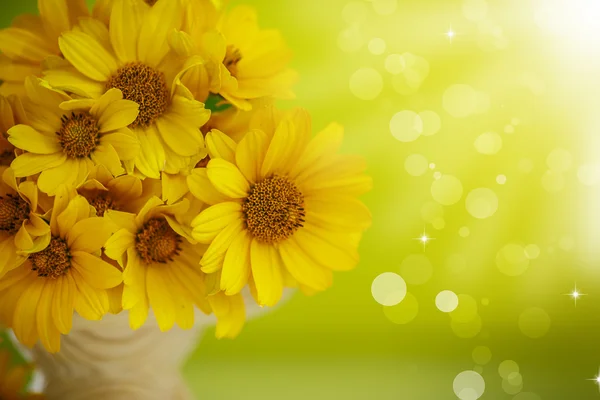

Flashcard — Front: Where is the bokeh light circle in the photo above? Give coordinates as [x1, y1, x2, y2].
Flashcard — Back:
[371, 272, 407, 306]
[435, 290, 459, 313]
[496, 244, 529, 276]
[466, 188, 499, 219]
[368, 38, 386, 55]
[498, 360, 520, 379]
[383, 292, 419, 324]
[524, 244, 541, 259]
[474, 132, 503, 155]
[453, 370, 485, 400]
[390, 110, 423, 142]
[443, 84, 478, 118]
[338, 27, 364, 53]
[349, 68, 383, 100]
[399, 254, 433, 285]
[385, 54, 405, 74]
[419, 111, 442, 136]
[496, 174, 507, 185]
[459, 227, 471, 238]
[405, 154, 429, 176]
[431, 175, 464, 205]
[472, 346, 492, 365]
[518, 307, 551, 338]
[450, 294, 479, 323]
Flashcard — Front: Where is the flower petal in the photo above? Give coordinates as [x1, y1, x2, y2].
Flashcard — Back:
[13, 277, 44, 347]
[134, 126, 165, 179]
[206, 129, 236, 163]
[191, 202, 242, 243]
[250, 239, 283, 306]
[52, 273, 75, 334]
[59, 31, 117, 81]
[72, 268, 109, 320]
[7, 125, 61, 154]
[68, 217, 117, 253]
[236, 129, 268, 183]
[200, 218, 244, 273]
[137, 0, 184, 66]
[72, 251, 122, 289]
[220, 230, 251, 295]
[146, 266, 176, 332]
[109, 0, 147, 63]
[90, 144, 125, 176]
[11, 152, 66, 178]
[187, 168, 230, 205]
[206, 158, 249, 198]
[100, 129, 140, 161]
[36, 282, 61, 352]
[278, 238, 333, 291]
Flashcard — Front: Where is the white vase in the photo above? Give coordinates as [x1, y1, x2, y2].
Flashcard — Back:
[11, 288, 293, 400]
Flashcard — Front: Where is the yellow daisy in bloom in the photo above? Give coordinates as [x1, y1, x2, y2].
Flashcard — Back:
[174, 4, 297, 110]
[0, 187, 122, 352]
[0, 349, 44, 400]
[104, 195, 244, 337]
[7, 77, 140, 196]
[44, 0, 211, 179]
[0, 0, 89, 97]
[189, 108, 372, 306]
[0, 168, 50, 280]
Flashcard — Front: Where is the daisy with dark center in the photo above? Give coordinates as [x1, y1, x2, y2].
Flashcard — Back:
[190, 107, 372, 307]
[0, 186, 122, 352]
[7, 77, 140, 195]
[0, 167, 50, 280]
[174, 4, 297, 110]
[43, 0, 211, 179]
[104, 195, 245, 337]
[0, 0, 89, 97]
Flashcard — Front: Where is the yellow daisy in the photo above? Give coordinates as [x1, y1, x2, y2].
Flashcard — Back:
[0, 349, 44, 400]
[104, 196, 212, 331]
[0, 187, 122, 352]
[189, 107, 372, 306]
[0, 167, 50, 279]
[7, 77, 140, 196]
[44, 0, 211, 179]
[0, 0, 89, 97]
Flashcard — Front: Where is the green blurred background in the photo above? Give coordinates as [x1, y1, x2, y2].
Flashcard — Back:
[3, 0, 600, 398]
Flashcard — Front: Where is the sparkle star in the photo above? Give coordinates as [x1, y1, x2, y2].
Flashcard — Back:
[564, 284, 586, 306]
[414, 228, 435, 251]
[587, 368, 600, 392]
[445, 26, 456, 43]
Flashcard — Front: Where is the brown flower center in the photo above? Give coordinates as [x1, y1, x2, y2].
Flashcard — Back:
[0, 194, 30, 234]
[135, 218, 182, 264]
[195, 154, 210, 168]
[0, 149, 15, 166]
[144, 0, 158, 5]
[31, 237, 71, 279]
[224, 45, 242, 77]
[85, 192, 119, 217]
[105, 62, 169, 128]
[243, 175, 305, 243]
[57, 112, 100, 158]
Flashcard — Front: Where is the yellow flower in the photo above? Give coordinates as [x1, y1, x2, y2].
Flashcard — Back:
[0, 168, 50, 279]
[0, 187, 122, 352]
[189, 108, 372, 306]
[44, 0, 211, 179]
[0, 0, 89, 97]
[104, 196, 212, 331]
[0, 350, 44, 400]
[7, 77, 140, 196]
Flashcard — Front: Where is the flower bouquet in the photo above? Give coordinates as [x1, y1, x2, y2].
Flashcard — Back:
[0, 0, 371, 397]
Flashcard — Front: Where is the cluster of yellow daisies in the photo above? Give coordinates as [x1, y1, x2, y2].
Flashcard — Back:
[0, 0, 371, 354]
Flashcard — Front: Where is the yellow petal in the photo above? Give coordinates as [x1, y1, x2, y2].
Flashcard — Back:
[107, 284, 124, 314]
[13, 278, 44, 348]
[68, 216, 117, 253]
[250, 239, 283, 306]
[278, 238, 333, 291]
[39, 0, 72, 39]
[57, 196, 91, 238]
[72, 251, 123, 289]
[162, 172, 189, 205]
[36, 282, 62, 352]
[211, 292, 246, 339]
[289, 122, 343, 180]
[89, 87, 123, 117]
[52, 273, 75, 334]
[7, 125, 61, 154]
[104, 228, 135, 266]
[134, 126, 165, 179]
[11, 152, 66, 178]
[200, 218, 244, 273]
[220, 230, 251, 295]
[109, 0, 147, 63]
[294, 223, 359, 271]
[129, 299, 149, 330]
[191, 202, 242, 243]
[90, 144, 125, 176]
[14, 223, 33, 250]
[187, 168, 230, 205]
[206, 129, 236, 163]
[49, 184, 78, 235]
[137, 0, 184, 66]
[305, 197, 372, 232]
[146, 266, 176, 332]
[72, 268, 109, 320]
[100, 129, 140, 161]
[37, 159, 79, 196]
[236, 129, 268, 183]
[98, 99, 139, 132]
[59, 31, 117, 81]
[0, 237, 27, 278]
[206, 158, 249, 198]
[155, 114, 204, 157]
[261, 116, 302, 177]
[0, 28, 52, 63]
